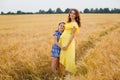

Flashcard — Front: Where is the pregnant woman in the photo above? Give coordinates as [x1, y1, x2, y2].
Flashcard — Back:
[59, 8, 81, 76]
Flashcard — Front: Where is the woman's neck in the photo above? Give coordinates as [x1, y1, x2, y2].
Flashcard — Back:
[71, 19, 75, 22]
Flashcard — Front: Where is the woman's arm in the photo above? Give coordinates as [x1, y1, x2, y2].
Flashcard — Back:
[64, 27, 76, 49]
[53, 36, 63, 49]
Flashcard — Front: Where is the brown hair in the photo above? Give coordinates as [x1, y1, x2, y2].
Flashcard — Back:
[58, 22, 65, 26]
[67, 9, 81, 27]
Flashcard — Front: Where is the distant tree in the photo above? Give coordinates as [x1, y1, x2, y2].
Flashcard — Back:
[80, 11, 83, 13]
[17, 10, 23, 14]
[6, 11, 15, 14]
[113, 8, 120, 13]
[94, 8, 99, 13]
[103, 8, 110, 13]
[117, 9, 120, 13]
[26, 12, 33, 14]
[99, 8, 104, 13]
[38, 9, 46, 14]
[46, 8, 54, 14]
[56, 8, 63, 13]
[7, 11, 11, 14]
[90, 8, 94, 13]
[84, 8, 89, 13]
[64, 8, 70, 13]
[1, 11, 4, 14]
[111, 8, 115, 13]
[17, 10, 28, 14]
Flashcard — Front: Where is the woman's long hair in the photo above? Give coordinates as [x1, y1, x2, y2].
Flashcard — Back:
[67, 9, 81, 27]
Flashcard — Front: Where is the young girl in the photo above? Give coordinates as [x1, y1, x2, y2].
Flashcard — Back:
[51, 22, 65, 71]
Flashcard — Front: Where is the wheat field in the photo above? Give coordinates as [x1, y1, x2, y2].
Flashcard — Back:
[0, 14, 120, 80]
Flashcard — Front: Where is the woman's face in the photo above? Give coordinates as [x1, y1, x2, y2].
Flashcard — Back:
[58, 23, 65, 32]
[70, 10, 76, 20]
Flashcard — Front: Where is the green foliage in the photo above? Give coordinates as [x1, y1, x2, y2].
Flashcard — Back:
[1, 8, 120, 15]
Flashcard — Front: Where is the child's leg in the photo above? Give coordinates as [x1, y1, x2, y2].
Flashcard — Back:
[51, 57, 59, 71]
[52, 57, 56, 71]
[56, 57, 59, 70]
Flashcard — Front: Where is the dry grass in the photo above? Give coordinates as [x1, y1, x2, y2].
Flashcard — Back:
[0, 14, 120, 80]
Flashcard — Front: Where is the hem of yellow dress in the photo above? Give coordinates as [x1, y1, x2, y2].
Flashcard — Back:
[60, 61, 76, 74]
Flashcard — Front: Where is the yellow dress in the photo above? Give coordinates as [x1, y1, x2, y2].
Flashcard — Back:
[59, 22, 79, 74]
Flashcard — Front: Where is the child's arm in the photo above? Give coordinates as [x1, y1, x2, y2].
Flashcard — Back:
[53, 36, 63, 49]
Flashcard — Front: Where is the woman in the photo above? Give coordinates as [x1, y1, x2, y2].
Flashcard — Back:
[59, 8, 81, 76]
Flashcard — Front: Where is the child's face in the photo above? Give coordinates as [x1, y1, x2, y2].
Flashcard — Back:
[58, 23, 65, 32]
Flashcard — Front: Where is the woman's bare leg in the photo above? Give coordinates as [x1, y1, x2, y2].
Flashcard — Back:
[59, 63, 66, 77]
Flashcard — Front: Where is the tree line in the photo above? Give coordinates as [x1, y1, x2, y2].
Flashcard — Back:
[1, 8, 120, 15]
[84, 8, 120, 13]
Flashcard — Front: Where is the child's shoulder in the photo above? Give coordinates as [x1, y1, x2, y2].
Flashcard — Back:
[54, 30, 59, 32]
[53, 30, 59, 36]
[54, 30, 59, 34]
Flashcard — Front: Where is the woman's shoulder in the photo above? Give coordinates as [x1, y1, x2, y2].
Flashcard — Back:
[71, 22, 78, 28]
[65, 22, 78, 28]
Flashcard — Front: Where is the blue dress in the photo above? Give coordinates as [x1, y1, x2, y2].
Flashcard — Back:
[51, 30, 62, 57]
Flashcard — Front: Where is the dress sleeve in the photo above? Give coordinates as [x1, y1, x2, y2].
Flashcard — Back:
[72, 22, 79, 34]
[53, 31, 58, 36]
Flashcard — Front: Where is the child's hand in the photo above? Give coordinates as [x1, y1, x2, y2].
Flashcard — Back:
[61, 47, 64, 50]
[61, 47, 65, 50]
[62, 46, 67, 50]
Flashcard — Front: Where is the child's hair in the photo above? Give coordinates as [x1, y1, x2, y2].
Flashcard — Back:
[58, 22, 65, 26]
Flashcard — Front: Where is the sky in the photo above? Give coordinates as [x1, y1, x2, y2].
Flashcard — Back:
[0, 0, 120, 13]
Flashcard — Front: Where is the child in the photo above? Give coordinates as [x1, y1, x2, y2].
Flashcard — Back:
[51, 22, 65, 71]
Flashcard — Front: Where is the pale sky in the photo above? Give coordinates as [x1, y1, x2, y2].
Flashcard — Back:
[0, 0, 120, 13]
